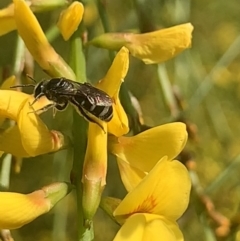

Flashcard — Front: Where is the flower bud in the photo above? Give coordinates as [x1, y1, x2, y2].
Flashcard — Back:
[57, 1, 84, 41]
[89, 23, 194, 64]
[0, 182, 72, 229]
[82, 123, 107, 222]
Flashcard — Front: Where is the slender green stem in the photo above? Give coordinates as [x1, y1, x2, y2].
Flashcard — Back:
[70, 35, 86, 83]
[72, 112, 93, 241]
[132, 0, 155, 32]
[13, 37, 25, 78]
[97, 0, 115, 61]
[157, 64, 180, 118]
[189, 34, 240, 109]
[182, 52, 233, 140]
[0, 154, 12, 190]
[200, 214, 217, 241]
[70, 23, 93, 240]
[52, 150, 70, 241]
[46, 25, 60, 43]
[97, 0, 111, 32]
[205, 154, 240, 195]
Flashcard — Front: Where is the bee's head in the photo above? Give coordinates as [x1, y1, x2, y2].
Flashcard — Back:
[34, 80, 48, 100]
[34, 78, 65, 101]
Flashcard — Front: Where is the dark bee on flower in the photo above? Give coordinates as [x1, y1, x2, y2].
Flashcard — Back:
[11, 77, 113, 129]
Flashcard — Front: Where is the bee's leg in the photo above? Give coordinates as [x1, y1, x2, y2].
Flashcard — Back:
[28, 103, 55, 115]
[53, 102, 68, 117]
[55, 101, 68, 111]
[77, 106, 106, 133]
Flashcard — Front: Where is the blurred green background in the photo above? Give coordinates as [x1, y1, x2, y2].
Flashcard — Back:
[1, 0, 240, 240]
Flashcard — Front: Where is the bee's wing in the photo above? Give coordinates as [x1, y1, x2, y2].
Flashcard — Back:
[75, 83, 113, 106]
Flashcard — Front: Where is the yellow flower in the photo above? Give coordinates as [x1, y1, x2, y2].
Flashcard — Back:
[113, 157, 191, 241]
[108, 122, 188, 191]
[81, 47, 129, 221]
[0, 182, 72, 229]
[0, 90, 66, 157]
[0, 75, 16, 127]
[97, 46, 129, 137]
[89, 23, 193, 64]
[105, 122, 190, 239]
[13, 0, 75, 79]
[57, 1, 84, 41]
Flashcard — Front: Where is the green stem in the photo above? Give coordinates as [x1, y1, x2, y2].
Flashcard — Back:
[157, 64, 180, 118]
[52, 150, 71, 241]
[205, 154, 240, 195]
[189, 34, 240, 109]
[72, 112, 92, 241]
[97, 0, 111, 32]
[45, 25, 60, 43]
[0, 154, 12, 190]
[70, 36, 86, 83]
[132, 0, 155, 32]
[13, 37, 25, 77]
[70, 23, 93, 240]
[97, 0, 115, 61]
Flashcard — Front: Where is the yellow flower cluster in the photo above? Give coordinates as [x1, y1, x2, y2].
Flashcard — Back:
[0, 0, 193, 240]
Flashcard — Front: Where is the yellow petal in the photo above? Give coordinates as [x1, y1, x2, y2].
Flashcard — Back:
[114, 214, 146, 241]
[113, 213, 182, 241]
[89, 23, 193, 64]
[0, 182, 72, 229]
[0, 90, 29, 157]
[83, 123, 108, 186]
[0, 76, 17, 126]
[13, 0, 75, 79]
[57, 1, 84, 41]
[114, 157, 191, 222]
[107, 99, 129, 137]
[109, 122, 187, 172]
[17, 95, 65, 156]
[0, 90, 29, 121]
[1, 75, 16, 90]
[0, 125, 30, 157]
[98, 47, 129, 97]
[0, 4, 16, 36]
[13, 0, 54, 69]
[97, 47, 129, 136]
[0, 191, 49, 229]
[126, 23, 194, 64]
[0, 91, 65, 157]
[116, 158, 146, 192]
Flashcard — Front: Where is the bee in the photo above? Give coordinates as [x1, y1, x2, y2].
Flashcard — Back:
[11, 77, 113, 129]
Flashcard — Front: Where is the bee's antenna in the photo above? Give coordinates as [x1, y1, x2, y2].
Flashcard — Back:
[10, 74, 37, 89]
[10, 84, 36, 89]
[26, 74, 37, 83]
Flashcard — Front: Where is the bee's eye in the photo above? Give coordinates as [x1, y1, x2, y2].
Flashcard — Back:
[34, 83, 44, 97]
